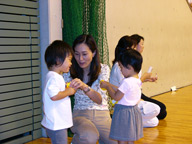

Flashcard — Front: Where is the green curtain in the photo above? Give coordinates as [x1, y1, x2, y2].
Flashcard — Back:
[62, 1, 112, 137]
[62, 0, 110, 65]
[62, 0, 83, 46]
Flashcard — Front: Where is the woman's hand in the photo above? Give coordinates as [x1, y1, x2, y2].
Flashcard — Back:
[145, 75, 158, 82]
[141, 72, 158, 82]
[70, 78, 85, 90]
[71, 78, 102, 104]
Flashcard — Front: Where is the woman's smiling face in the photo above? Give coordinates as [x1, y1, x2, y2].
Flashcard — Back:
[74, 43, 95, 70]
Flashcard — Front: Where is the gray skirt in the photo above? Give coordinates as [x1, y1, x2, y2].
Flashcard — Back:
[109, 104, 143, 141]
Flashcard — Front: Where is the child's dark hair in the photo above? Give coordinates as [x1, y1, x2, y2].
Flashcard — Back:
[44, 40, 73, 70]
[119, 49, 143, 73]
[70, 34, 101, 86]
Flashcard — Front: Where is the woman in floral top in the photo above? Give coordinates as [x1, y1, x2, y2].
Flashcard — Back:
[64, 34, 117, 144]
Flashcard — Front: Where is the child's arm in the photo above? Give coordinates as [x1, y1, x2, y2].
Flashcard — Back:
[51, 87, 76, 101]
[100, 81, 124, 101]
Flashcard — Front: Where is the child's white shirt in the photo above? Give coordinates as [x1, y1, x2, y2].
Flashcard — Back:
[118, 77, 142, 106]
[41, 71, 73, 130]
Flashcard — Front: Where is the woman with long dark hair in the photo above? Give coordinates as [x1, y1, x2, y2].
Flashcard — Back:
[64, 34, 117, 144]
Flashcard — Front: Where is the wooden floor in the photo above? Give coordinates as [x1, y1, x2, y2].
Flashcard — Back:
[26, 85, 192, 144]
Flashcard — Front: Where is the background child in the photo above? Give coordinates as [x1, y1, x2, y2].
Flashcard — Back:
[100, 49, 143, 144]
[41, 40, 77, 144]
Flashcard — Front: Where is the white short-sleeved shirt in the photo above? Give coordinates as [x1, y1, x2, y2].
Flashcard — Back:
[41, 71, 73, 130]
[118, 77, 142, 106]
[63, 64, 110, 110]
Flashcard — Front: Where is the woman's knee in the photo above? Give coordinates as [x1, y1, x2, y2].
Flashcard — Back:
[153, 104, 161, 115]
[159, 102, 167, 111]
[143, 117, 159, 128]
[72, 131, 99, 144]
[71, 116, 99, 144]
[139, 101, 160, 118]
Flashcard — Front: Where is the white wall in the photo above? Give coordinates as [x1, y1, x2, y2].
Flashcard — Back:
[106, 0, 192, 96]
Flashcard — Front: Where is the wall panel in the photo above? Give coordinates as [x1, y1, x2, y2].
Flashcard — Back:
[0, 0, 42, 143]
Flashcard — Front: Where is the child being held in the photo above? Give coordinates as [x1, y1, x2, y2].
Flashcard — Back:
[41, 40, 77, 144]
[100, 48, 143, 144]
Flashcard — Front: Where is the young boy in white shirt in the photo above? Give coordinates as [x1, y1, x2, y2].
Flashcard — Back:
[41, 40, 77, 144]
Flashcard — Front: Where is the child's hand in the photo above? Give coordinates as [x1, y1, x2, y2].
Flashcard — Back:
[100, 80, 109, 90]
[100, 80, 107, 90]
[67, 87, 76, 95]
[65, 82, 77, 95]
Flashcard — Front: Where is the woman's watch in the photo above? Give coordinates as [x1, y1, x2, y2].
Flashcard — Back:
[84, 86, 91, 93]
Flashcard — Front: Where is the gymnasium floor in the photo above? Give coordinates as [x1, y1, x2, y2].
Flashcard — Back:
[26, 85, 192, 144]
